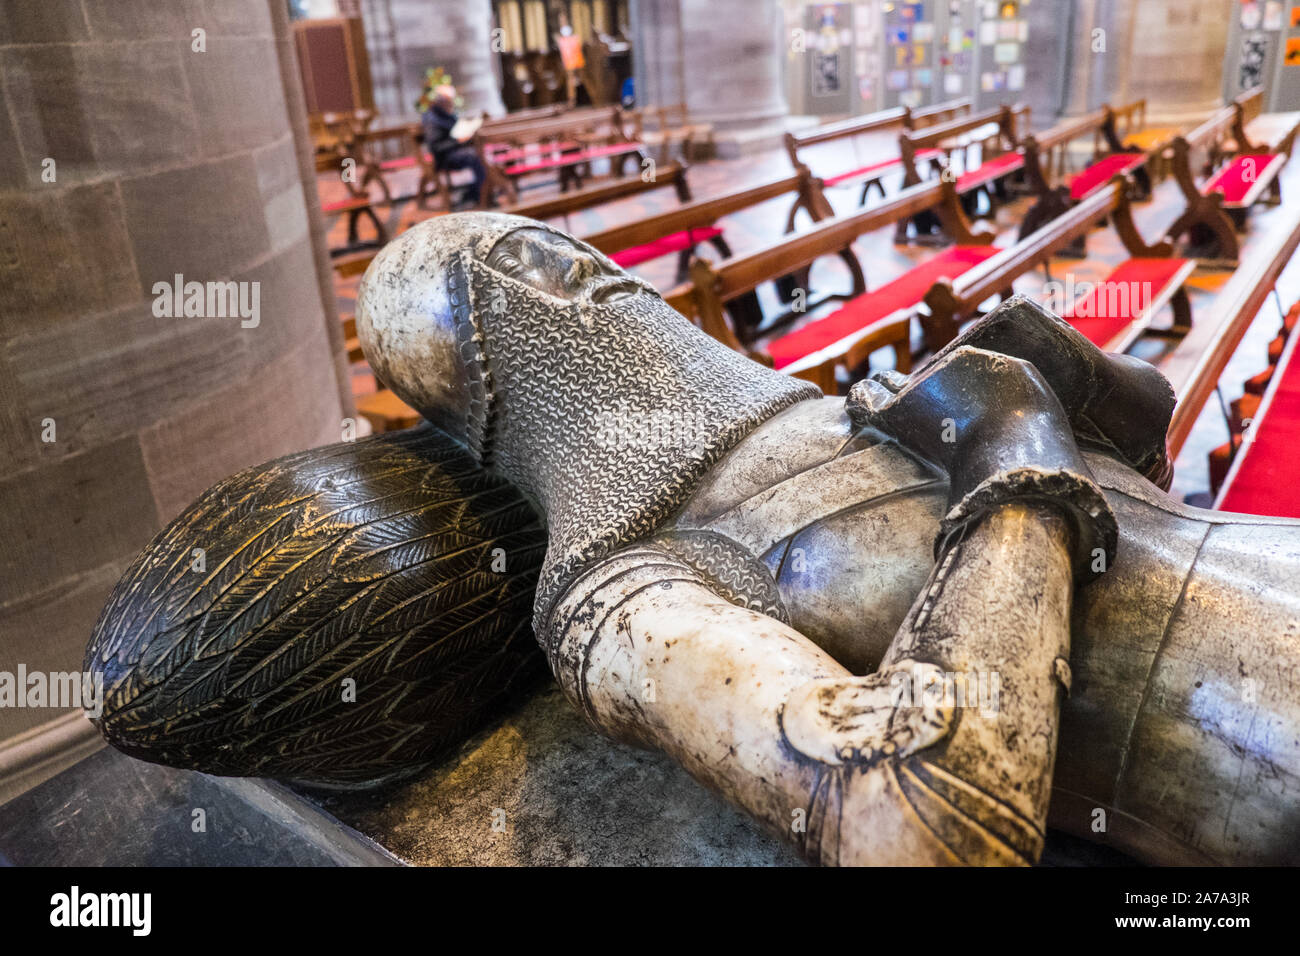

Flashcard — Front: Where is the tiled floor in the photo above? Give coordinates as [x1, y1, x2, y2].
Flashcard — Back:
[319, 136, 1300, 504]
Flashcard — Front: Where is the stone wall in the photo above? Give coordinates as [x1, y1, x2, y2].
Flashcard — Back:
[0, 0, 350, 795]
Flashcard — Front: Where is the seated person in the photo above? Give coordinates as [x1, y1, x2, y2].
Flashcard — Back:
[422, 85, 486, 209]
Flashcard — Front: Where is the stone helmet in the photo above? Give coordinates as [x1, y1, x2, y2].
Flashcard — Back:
[354, 211, 655, 461]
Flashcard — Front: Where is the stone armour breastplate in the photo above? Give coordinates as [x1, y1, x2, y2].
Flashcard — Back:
[449, 254, 820, 632]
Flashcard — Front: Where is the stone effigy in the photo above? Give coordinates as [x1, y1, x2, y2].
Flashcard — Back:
[88, 213, 1300, 865]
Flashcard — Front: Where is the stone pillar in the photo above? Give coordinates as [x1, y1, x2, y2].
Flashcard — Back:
[1012, 0, 1075, 127]
[631, 0, 686, 109]
[361, 0, 505, 121]
[1063, 0, 1231, 125]
[0, 0, 350, 799]
[634, 0, 791, 155]
[678, 0, 788, 128]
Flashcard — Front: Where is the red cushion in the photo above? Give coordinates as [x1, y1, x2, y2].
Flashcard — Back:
[504, 141, 642, 175]
[321, 197, 370, 213]
[822, 149, 943, 187]
[487, 141, 582, 164]
[1218, 361, 1300, 517]
[1060, 257, 1190, 349]
[1203, 153, 1284, 205]
[956, 151, 1024, 192]
[577, 142, 643, 160]
[766, 246, 1000, 369]
[609, 227, 725, 268]
[824, 159, 901, 187]
[379, 156, 418, 171]
[1067, 153, 1146, 200]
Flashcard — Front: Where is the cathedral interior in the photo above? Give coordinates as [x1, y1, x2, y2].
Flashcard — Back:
[1, 0, 1299, 875]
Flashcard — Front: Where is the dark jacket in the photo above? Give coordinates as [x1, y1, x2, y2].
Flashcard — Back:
[422, 105, 461, 166]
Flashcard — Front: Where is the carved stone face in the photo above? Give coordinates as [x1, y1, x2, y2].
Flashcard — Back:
[485, 227, 644, 305]
[356, 213, 662, 453]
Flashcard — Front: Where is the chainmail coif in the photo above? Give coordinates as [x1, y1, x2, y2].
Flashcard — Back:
[447, 242, 819, 635]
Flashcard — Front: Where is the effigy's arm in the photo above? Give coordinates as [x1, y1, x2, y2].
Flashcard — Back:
[789, 499, 1077, 865]
[548, 346, 1116, 865]
[548, 504, 1074, 865]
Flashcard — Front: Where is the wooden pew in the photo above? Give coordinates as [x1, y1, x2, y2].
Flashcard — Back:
[784, 97, 971, 205]
[336, 108, 586, 213]
[1165, 93, 1300, 261]
[924, 175, 1193, 353]
[314, 116, 408, 248]
[1101, 99, 1148, 150]
[474, 106, 645, 206]
[1162, 106, 1244, 263]
[1104, 99, 1184, 182]
[500, 160, 693, 225]
[330, 160, 698, 280]
[1017, 106, 1149, 242]
[1190, 191, 1300, 496]
[642, 103, 714, 161]
[348, 122, 425, 204]
[313, 109, 376, 172]
[676, 179, 996, 391]
[1205, 299, 1300, 492]
[327, 253, 420, 433]
[477, 104, 600, 146]
[480, 104, 566, 133]
[898, 104, 1028, 189]
[341, 118, 494, 213]
[897, 104, 1028, 240]
[1227, 85, 1300, 157]
[905, 98, 973, 128]
[581, 169, 831, 289]
[321, 194, 388, 251]
[1164, 204, 1300, 460]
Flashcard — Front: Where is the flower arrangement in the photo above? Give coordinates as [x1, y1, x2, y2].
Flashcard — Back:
[415, 67, 465, 114]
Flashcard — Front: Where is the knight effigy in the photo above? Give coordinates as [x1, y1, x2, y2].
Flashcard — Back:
[85, 213, 1300, 866]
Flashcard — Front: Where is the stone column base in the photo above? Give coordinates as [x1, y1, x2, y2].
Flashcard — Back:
[709, 115, 821, 159]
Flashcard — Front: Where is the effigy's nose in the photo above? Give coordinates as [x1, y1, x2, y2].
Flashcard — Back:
[566, 253, 599, 285]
